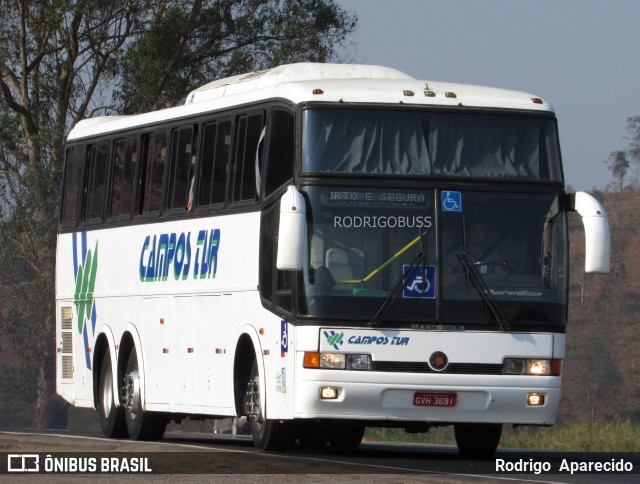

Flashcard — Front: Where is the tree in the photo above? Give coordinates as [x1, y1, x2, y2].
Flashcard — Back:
[114, 0, 356, 113]
[605, 149, 629, 194]
[0, 0, 356, 428]
[625, 116, 640, 188]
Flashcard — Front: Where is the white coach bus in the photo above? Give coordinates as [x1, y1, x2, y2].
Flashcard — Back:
[56, 63, 610, 457]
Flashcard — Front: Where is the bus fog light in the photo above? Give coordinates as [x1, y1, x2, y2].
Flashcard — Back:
[527, 393, 546, 406]
[347, 354, 371, 370]
[320, 353, 345, 369]
[320, 386, 340, 399]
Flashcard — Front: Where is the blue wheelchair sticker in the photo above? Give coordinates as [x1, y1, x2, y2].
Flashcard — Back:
[403, 264, 436, 299]
[441, 191, 462, 212]
[281, 320, 288, 357]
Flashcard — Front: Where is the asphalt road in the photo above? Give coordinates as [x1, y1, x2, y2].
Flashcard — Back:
[1, 429, 638, 483]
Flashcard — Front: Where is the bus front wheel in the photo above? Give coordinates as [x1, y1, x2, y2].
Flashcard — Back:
[98, 351, 126, 438]
[454, 423, 502, 459]
[243, 360, 295, 451]
[121, 346, 167, 441]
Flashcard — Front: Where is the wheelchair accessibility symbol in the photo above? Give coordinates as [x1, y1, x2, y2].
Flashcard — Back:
[403, 264, 436, 299]
[441, 191, 462, 212]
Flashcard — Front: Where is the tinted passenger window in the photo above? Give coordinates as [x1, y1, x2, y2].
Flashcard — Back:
[61, 146, 85, 224]
[142, 132, 167, 214]
[232, 113, 264, 203]
[199, 121, 231, 207]
[110, 137, 138, 218]
[84, 143, 108, 221]
[168, 127, 195, 210]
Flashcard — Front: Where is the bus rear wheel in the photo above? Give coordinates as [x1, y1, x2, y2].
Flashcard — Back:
[121, 346, 167, 441]
[98, 351, 126, 438]
[243, 360, 295, 451]
[454, 423, 502, 459]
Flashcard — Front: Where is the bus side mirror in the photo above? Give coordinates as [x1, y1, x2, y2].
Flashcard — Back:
[276, 185, 306, 271]
[569, 191, 610, 273]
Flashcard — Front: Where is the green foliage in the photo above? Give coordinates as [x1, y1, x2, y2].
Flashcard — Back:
[115, 0, 357, 113]
[365, 420, 640, 452]
[502, 419, 640, 452]
[0, 364, 37, 428]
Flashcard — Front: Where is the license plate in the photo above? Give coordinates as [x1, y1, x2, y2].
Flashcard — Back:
[413, 392, 457, 407]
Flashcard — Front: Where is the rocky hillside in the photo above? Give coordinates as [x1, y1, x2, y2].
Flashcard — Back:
[562, 189, 640, 422]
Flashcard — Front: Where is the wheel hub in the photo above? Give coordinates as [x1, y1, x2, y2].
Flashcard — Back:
[245, 376, 262, 424]
[121, 369, 140, 420]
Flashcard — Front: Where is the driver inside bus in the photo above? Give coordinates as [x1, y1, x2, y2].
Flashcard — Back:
[444, 221, 506, 274]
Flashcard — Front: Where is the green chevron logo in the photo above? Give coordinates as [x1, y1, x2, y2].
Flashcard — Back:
[323, 330, 344, 350]
[74, 242, 98, 335]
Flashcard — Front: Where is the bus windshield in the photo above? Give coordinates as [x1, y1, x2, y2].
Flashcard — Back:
[297, 186, 568, 329]
[302, 108, 563, 181]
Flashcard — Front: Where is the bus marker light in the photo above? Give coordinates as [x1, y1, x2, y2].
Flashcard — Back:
[304, 352, 321, 368]
[320, 387, 339, 399]
[313, 89, 324, 95]
[259, 328, 264, 335]
[187, 348, 194, 353]
[526, 393, 546, 406]
[160, 318, 164, 325]
[531, 97, 544, 104]
[424, 90, 436, 97]
[403, 90, 415, 97]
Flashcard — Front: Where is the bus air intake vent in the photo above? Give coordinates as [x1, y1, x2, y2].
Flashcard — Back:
[371, 361, 503, 375]
[60, 306, 74, 379]
[61, 356, 73, 379]
[61, 306, 73, 330]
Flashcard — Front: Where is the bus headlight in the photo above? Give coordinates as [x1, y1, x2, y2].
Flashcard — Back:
[304, 352, 371, 370]
[502, 358, 561, 376]
[347, 354, 371, 370]
[321, 352, 346, 369]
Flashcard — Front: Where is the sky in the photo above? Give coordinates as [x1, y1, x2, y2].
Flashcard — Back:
[335, 0, 640, 191]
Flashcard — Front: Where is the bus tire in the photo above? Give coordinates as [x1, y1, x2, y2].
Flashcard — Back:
[328, 421, 365, 450]
[98, 351, 126, 438]
[122, 346, 167, 441]
[454, 423, 502, 459]
[295, 419, 329, 448]
[244, 359, 295, 451]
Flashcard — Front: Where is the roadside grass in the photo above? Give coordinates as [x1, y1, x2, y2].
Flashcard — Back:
[365, 418, 640, 452]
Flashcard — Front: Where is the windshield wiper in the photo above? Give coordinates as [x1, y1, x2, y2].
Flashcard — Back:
[457, 251, 510, 331]
[368, 250, 424, 328]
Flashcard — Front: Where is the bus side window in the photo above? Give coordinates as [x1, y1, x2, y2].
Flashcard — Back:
[84, 142, 109, 222]
[61, 146, 85, 225]
[110, 137, 139, 218]
[140, 132, 167, 214]
[259, 204, 293, 314]
[260, 207, 276, 306]
[199, 120, 231, 207]
[232, 112, 264, 203]
[168, 126, 195, 211]
[265, 110, 295, 197]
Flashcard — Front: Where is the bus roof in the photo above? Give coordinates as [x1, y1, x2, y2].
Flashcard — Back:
[67, 63, 554, 141]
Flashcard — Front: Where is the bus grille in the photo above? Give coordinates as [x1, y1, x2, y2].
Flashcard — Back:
[371, 361, 503, 375]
